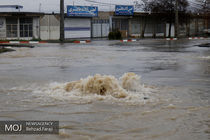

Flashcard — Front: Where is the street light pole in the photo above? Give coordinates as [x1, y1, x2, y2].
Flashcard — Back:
[175, 0, 179, 38]
[60, 0, 64, 42]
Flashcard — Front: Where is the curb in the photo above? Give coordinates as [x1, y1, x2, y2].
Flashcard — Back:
[0, 40, 91, 44]
[165, 37, 209, 40]
[166, 38, 178, 41]
[73, 40, 91, 44]
[120, 39, 137, 42]
[0, 41, 47, 44]
[188, 37, 206, 40]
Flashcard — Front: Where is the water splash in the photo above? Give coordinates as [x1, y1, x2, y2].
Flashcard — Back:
[65, 73, 129, 98]
[29, 73, 158, 105]
[120, 72, 141, 91]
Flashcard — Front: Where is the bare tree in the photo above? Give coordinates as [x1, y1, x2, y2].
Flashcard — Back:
[135, 0, 189, 37]
[191, 0, 210, 13]
[133, 0, 150, 12]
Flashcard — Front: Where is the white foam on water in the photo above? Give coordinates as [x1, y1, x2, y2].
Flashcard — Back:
[120, 72, 142, 91]
[35, 73, 158, 105]
[11, 73, 160, 105]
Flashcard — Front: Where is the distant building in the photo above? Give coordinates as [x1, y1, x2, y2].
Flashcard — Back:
[0, 4, 209, 41]
[0, 5, 44, 40]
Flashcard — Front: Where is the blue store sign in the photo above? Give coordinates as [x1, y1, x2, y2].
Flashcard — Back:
[67, 6, 98, 17]
[115, 5, 134, 16]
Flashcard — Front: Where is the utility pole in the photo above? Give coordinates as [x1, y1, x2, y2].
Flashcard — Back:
[60, 0, 64, 42]
[175, 0, 179, 38]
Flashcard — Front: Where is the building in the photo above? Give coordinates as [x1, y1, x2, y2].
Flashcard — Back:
[64, 5, 98, 39]
[107, 5, 210, 38]
[114, 12, 209, 38]
[40, 14, 60, 40]
[0, 5, 44, 40]
[0, 5, 209, 41]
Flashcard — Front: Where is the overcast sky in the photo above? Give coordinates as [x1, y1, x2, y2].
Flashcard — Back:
[0, 0, 197, 13]
[0, 0, 135, 13]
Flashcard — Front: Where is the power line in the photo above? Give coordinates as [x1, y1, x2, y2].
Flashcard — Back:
[84, 0, 119, 6]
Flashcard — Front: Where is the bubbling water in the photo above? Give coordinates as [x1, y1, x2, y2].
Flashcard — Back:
[120, 72, 141, 91]
[32, 73, 158, 105]
[64, 72, 143, 99]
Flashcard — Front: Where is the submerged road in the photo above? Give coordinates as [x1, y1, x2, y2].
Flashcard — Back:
[0, 39, 209, 140]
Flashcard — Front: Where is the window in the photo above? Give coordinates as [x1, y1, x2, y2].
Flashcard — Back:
[121, 20, 128, 30]
[131, 20, 140, 34]
[20, 18, 33, 37]
[131, 24, 140, 34]
[6, 18, 18, 37]
[112, 19, 128, 31]
[113, 19, 121, 30]
[6, 18, 33, 38]
[156, 24, 165, 33]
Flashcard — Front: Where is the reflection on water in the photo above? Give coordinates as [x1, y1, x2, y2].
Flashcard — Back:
[0, 39, 210, 140]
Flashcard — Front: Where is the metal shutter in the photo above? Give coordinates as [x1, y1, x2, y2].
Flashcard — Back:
[64, 18, 91, 39]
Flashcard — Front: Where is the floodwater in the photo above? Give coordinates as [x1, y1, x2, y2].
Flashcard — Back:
[0, 39, 210, 140]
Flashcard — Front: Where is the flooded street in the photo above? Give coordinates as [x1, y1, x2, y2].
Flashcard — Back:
[0, 39, 210, 140]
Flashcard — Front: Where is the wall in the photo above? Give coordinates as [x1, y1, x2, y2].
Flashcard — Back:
[198, 19, 205, 36]
[179, 24, 187, 37]
[208, 19, 210, 28]
[92, 23, 109, 38]
[33, 17, 40, 39]
[40, 15, 60, 40]
[0, 7, 21, 12]
[0, 17, 6, 39]
[189, 18, 206, 36]
[97, 11, 112, 19]
[92, 19, 110, 38]
[130, 18, 141, 37]
[144, 22, 154, 37]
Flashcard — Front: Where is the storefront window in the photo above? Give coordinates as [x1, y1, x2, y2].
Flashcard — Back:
[6, 18, 18, 37]
[20, 18, 33, 37]
[6, 18, 33, 38]
[112, 19, 128, 31]
[131, 20, 140, 34]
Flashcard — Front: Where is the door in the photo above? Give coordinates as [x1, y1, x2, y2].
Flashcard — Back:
[92, 19, 109, 38]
